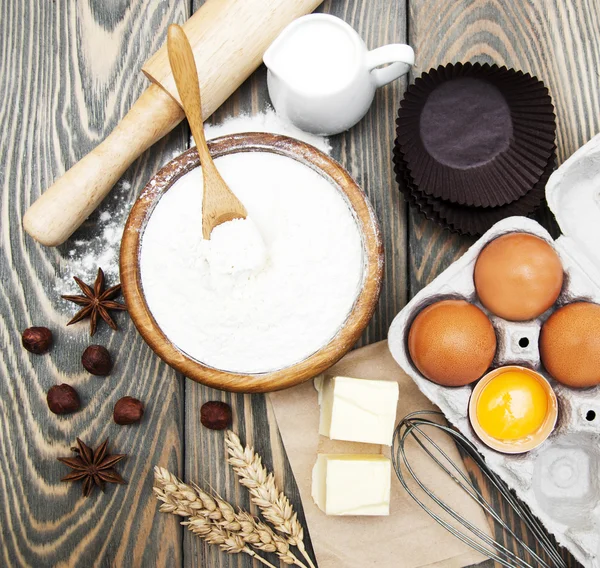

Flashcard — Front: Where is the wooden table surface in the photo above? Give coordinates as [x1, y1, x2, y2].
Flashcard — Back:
[2, 0, 599, 566]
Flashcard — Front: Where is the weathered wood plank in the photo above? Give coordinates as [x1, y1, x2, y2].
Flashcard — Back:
[184, 0, 408, 566]
[0, 1, 189, 566]
[407, 1, 600, 566]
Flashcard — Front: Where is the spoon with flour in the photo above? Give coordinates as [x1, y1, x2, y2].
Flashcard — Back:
[167, 24, 267, 275]
[167, 24, 249, 240]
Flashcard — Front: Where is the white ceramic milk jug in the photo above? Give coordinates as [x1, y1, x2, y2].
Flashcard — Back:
[264, 14, 414, 136]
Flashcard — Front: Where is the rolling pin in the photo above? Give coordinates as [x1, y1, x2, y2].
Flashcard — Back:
[23, 0, 323, 247]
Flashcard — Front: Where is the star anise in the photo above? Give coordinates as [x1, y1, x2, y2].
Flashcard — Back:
[62, 268, 127, 336]
[58, 438, 127, 497]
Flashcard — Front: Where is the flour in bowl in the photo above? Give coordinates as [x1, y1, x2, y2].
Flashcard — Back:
[202, 218, 268, 277]
[140, 152, 364, 373]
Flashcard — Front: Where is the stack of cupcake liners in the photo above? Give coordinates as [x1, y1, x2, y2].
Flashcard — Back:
[394, 62, 556, 236]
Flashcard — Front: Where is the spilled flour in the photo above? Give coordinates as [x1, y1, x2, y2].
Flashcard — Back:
[197, 109, 332, 155]
[57, 180, 131, 293]
[58, 108, 331, 296]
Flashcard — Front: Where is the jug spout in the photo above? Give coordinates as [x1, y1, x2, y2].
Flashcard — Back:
[263, 42, 278, 75]
[263, 22, 293, 79]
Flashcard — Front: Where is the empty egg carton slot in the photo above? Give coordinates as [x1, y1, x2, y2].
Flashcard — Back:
[532, 433, 600, 531]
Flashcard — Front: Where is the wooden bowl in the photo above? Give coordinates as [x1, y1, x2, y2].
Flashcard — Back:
[120, 133, 383, 393]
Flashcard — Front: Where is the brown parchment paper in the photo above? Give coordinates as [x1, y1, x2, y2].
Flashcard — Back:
[268, 341, 491, 568]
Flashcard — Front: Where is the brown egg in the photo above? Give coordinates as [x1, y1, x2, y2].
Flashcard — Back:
[408, 299, 497, 386]
[474, 233, 563, 321]
[540, 302, 600, 388]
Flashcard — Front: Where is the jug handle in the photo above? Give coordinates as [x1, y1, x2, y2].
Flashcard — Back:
[366, 44, 414, 87]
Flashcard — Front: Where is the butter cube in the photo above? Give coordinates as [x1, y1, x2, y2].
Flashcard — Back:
[318, 375, 399, 445]
[311, 454, 391, 515]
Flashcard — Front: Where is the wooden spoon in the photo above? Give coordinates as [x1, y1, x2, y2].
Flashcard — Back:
[167, 24, 247, 239]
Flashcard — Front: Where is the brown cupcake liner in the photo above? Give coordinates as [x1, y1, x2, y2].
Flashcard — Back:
[426, 153, 554, 234]
[393, 147, 449, 229]
[393, 145, 555, 236]
[396, 62, 556, 208]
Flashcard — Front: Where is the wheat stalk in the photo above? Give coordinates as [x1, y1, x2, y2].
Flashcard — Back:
[153, 466, 308, 568]
[225, 431, 317, 568]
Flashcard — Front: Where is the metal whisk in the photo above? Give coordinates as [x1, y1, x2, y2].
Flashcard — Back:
[392, 411, 567, 568]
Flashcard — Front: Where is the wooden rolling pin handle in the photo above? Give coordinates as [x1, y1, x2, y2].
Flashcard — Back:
[23, 83, 184, 246]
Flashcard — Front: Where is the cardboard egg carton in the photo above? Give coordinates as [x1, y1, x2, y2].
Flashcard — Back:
[388, 134, 600, 567]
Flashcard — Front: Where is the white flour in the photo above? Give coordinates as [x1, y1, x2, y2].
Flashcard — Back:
[58, 109, 330, 296]
[198, 107, 332, 154]
[56, 180, 131, 294]
[140, 152, 363, 373]
[203, 218, 267, 277]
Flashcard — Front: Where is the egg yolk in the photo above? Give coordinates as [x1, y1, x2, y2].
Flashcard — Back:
[476, 371, 548, 441]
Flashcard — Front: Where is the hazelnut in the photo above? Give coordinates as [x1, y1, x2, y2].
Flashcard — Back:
[82, 345, 112, 376]
[201, 401, 232, 430]
[114, 396, 144, 425]
[47, 384, 81, 415]
[22, 327, 53, 354]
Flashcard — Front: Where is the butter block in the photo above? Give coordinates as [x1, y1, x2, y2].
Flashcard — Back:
[311, 454, 391, 515]
[317, 375, 399, 445]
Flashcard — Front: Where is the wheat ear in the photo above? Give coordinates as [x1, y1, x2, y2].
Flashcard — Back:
[185, 515, 276, 566]
[153, 466, 308, 568]
[225, 431, 317, 568]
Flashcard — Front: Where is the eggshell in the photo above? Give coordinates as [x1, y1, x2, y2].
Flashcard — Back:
[475, 370, 548, 440]
[474, 232, 564, 321]
[408, 299, 497, 386]
[540, 302, 600, 388]
[468, 365, 558, 454]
